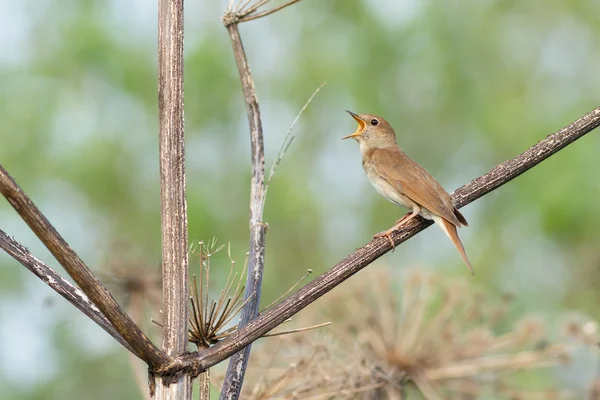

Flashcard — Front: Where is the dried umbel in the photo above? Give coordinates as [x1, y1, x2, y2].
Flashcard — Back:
[187, 239, 328, 350]
[100, 246, 162, 321]
[240, 268, 597, 399]
[223, 0, 303, 25]
[188, 239, 250, 349]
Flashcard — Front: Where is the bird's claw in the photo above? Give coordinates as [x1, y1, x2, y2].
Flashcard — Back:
[374, 230, 396, 252]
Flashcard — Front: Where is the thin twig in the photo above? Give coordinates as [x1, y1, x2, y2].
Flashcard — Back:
[262, 269, 313, 311]
[220, 21, 268, 400]
[262, 321, 331, 337]
[0, 165, 169, 368]
[263, 83, 326, 207]
[163, 105, 600, 377]
[221, 5, 316, 397]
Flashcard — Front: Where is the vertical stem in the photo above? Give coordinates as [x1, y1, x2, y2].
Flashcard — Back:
[199, 368, 211, 400]
[220, 23, 267, 400]
[197, 344, 210, 399]
[156, 0, 191, 398]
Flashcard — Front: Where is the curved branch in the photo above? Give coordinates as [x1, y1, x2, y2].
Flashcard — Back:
[168, 105, 600, 377]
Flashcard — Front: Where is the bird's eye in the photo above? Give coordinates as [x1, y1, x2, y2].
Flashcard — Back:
[370, 119, 379, 126]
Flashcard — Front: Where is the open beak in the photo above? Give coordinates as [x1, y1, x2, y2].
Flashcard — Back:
[342, 110, 366, 140]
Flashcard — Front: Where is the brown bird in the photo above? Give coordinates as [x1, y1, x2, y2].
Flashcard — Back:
[343, 111, 473, 275]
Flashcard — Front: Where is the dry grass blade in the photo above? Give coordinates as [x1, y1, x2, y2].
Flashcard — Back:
[263, 82, 326, 207]
[262, 269, 313, 311]
[262, 321, 331, 338]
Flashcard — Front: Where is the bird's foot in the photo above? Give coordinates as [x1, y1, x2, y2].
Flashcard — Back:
[374, 229, 397, 251]
[376, 211, 421, 252]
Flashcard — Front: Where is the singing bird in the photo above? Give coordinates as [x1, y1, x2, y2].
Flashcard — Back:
[343, 111, 473, 275]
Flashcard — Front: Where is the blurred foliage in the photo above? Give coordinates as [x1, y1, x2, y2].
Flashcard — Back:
[1, 0, 600, 398]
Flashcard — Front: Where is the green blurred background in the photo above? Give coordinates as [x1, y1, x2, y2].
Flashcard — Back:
[1, 0, 600, 398]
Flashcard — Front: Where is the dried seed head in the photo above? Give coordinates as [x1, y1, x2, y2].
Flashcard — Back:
[236, 266, 600, 399]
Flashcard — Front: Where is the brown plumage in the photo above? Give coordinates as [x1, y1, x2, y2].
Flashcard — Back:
[343, 111, 474, 275]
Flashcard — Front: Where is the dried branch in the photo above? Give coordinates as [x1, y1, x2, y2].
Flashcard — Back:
[155, 0, 191, 398]
[220, 21, 268, 400]
[0, 230, 135, 354]
[0, 164, 169, 368]
[221, 3, 314, 397]
[166, 105, 600, 377]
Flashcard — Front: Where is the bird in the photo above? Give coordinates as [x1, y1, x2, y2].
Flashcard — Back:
[342, 110, 474, 275]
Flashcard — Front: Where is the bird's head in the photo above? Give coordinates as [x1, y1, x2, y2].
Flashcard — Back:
[342, 111, 397, 150]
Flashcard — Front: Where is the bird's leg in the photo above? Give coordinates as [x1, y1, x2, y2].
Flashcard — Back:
[395, 208, 421, 226]
[374, 206, 421, 251]
[395, 211, 412, 225]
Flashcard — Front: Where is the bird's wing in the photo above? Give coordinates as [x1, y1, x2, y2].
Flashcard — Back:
[371, 147, 463, 226]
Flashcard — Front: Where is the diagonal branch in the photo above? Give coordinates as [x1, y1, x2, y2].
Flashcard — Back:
[0, 230, 136, 354]
[220, 22, 267, 400]
[0, 164, 170, 368]
[164, 104, 600, 377]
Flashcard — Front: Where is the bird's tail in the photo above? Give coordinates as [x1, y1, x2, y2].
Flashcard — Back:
[433, 216, 474, 276]
[453, 207, 468, 227]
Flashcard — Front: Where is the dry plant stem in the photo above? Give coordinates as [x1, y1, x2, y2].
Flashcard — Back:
[199, 369, 210, 400]
[220, 23, 267, 400]
[198, 345, 211, 400]
[0, 165, 169, 368]
[167, 105, 600, 377]
[0, 229, 135, 354]
[156, 0, 191, 398]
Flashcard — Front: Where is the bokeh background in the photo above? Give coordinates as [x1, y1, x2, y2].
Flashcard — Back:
[1, 0, 600, 398]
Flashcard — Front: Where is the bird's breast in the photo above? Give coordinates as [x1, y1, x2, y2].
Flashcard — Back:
[363, 162, 417, 210]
